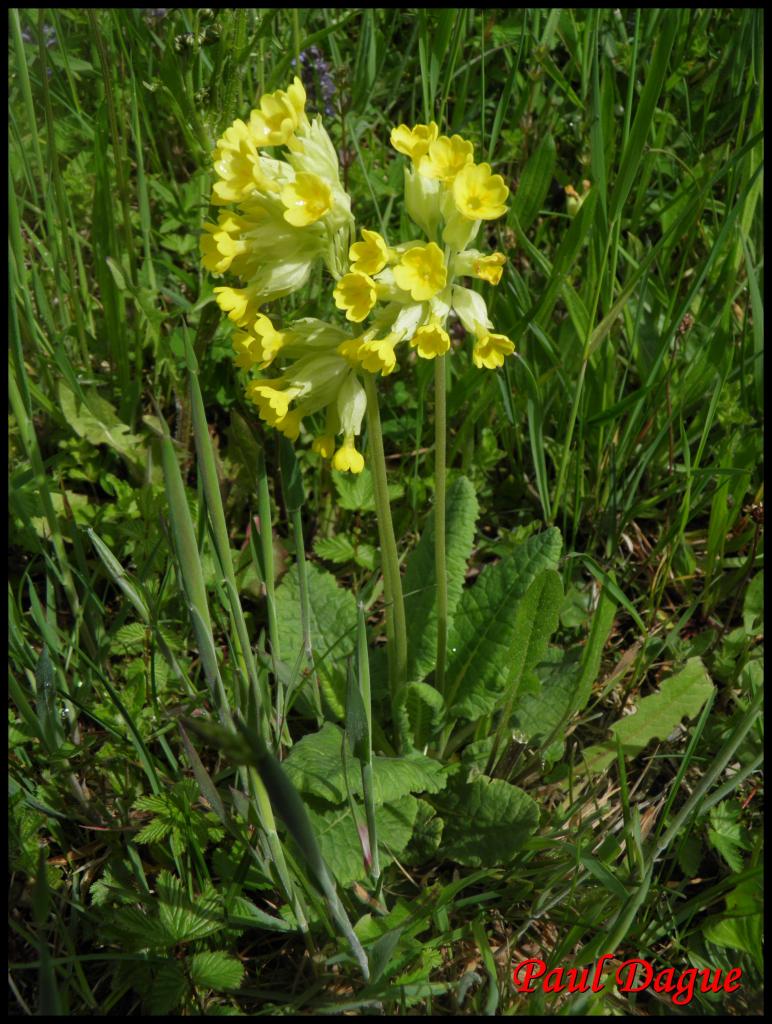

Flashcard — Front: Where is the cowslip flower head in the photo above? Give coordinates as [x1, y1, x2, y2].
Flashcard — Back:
[390, 122, 439, 164]
[333, 272, 378, 322]
[393, 242, 447, 301]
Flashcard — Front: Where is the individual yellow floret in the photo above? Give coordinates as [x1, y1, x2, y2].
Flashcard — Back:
[249, 76, 308, 147]
[418, 134, 474, 182]
[333, 272, 378, 323]
[349, 229, 391, 276]
[393, 242, 447, 301]
[452, 163, 510, 220]
[357, 333, 400, 376]
[390, 122, 439, 163]
[280, 172, 332, 227]
[312, 434, 336, 458]
[410, 322, 451, 359]
[472, 332, 515, 369]
[332, 437, 365, 474]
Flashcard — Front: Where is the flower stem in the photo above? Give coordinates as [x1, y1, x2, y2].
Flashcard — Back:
[363, 375, 407, 720]
[434, 355, 448, 697]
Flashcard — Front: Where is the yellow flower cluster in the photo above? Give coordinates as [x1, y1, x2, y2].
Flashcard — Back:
[201, 85, 517, 472]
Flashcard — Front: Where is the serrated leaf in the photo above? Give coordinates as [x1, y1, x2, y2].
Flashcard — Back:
[110, 624, 148, 657]
[189, 951, 245, 991]
[433, 775, 539, 866]
[274, 563, 357, 715]
[148, 961, 187, 1014]
[307, 794, 419, 885]
[446, 528, 563, 719]
[332, 467, 403, 511]
[314, 534, 357, 564]
[403, 476, 478, 682]
[283, 722, 448, 804]
[156, 871, 224, 945]
[580, 658, 715, 774]
[455, 568, 563, 721]
[135, 818, 172, 845]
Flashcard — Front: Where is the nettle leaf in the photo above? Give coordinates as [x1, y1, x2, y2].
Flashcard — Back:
[188, 951, 245, 992]
[447, 529, 563, 720]
[403, 476, 478, 682]
[283, 722, 448, 804]
[307, 794, 419, 885]
[274, 563, 357, 716]
[580, 657, 715, 774]
[432, 774, 539, 867]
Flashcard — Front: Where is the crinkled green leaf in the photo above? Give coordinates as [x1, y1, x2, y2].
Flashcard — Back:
[403, 476, 478, 682]
[148, 961, 187, 1014]
[57, 383, 144, 467]
[433, 774, 539, 867]
[275, 563, 357, 715]
[283, 722, 448, 805]
[446, 529, 562, 719]
[307, 794, 419, 885]
[580, 657, 715, 774]
[454, 568, 563, 720]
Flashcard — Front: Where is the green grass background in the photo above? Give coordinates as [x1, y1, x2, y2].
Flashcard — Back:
[9, 8, 763, 1015]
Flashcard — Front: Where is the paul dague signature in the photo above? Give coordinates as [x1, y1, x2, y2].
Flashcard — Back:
[512, 954, 742, 1007]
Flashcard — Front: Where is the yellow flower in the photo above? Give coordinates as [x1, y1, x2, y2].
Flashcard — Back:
[410, 322, 451, 359]
[357, 333, 400, 376]
[418, 134, 474, 182]
[393, 242, 447, 301]
[453, 249, 507, 285]
[390, 122, 439, 163]
[349, 229, 390, 276]
[213, 284, 262, 327]
[312, 434, 336, 458]
[472, 332, 515, 369]
[280, 172, 332, 227]
[452, 163, 509, 220]
[246, 382, 298, 425]
[473, 252, 507, 285]
[232, 330, 263, 369]
[210, 120, 263, 204]
[333, 272, 377, 323]
[333, 438, 365, 474]
[249, 77, 307, 148]
[251, 314, 287, 365]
